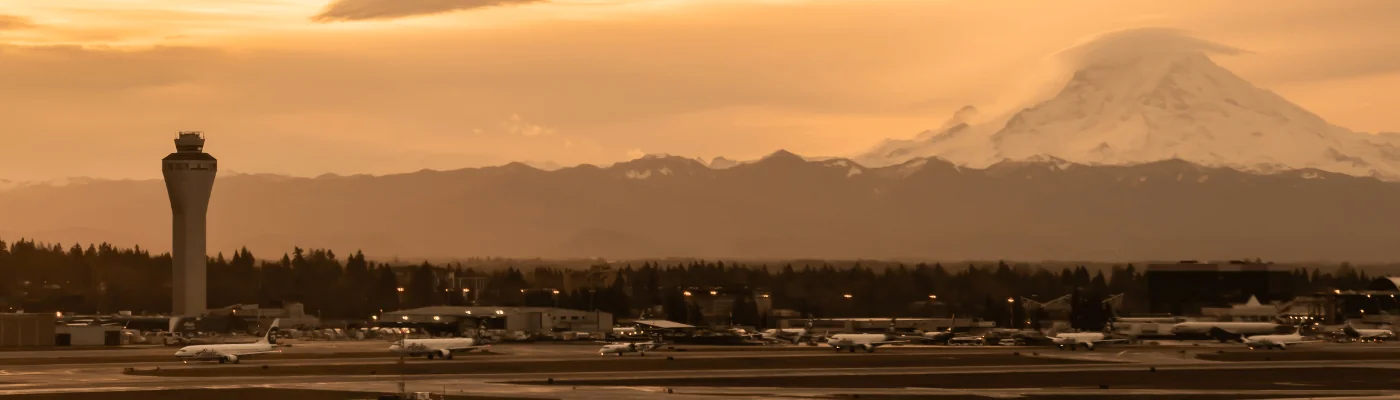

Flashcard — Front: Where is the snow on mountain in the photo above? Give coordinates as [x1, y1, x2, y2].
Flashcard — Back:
[858, 28, 1400, 181]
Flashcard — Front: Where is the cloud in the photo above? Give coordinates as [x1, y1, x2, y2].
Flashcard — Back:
[0, 15, 36, 30]
[311, 0, 546, 22]
[1054, 27, 1247, 68]
[502, 113, 553, 137]
[626, 148, 644, 159]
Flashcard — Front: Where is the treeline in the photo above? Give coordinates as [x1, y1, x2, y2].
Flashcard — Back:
[0, 239, 1383, 323]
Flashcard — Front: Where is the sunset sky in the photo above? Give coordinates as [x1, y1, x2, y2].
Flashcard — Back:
[2, 0, 1399, 181]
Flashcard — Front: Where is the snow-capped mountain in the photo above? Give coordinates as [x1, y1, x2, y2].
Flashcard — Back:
[858, 28, 1400, 181]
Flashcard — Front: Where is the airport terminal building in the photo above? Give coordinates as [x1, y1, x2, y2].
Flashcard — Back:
[376, 306, 613, 337]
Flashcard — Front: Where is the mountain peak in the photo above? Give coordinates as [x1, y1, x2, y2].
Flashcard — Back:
[858, 27, 1400, 181]
[759, 149, 806, 163]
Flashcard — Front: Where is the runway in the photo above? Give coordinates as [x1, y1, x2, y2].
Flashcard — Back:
[0, 341, 1398, 399]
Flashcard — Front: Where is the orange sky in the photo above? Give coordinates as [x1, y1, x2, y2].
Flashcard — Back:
[2, 0, 1399, 181]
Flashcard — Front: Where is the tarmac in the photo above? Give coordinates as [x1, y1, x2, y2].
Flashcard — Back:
[0, 339, 1398, 399]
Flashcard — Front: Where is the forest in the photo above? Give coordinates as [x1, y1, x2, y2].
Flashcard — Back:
[0, 238, 1383, 329]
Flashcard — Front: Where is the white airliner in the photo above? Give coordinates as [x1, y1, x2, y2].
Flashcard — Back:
[598, 341, 660, 356]
[1342, 323, 1395, 342]
[389, 337, 490, 360]
[174, 319, 281, 364]
[1243, 331, 1312, 350]
[1172, 321, 1285, 340]
[825, 319, 907, 353]
[1049, 331, 1130, 351]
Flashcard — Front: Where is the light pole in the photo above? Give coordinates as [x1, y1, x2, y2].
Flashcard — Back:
[1006, 297, 1016, 329]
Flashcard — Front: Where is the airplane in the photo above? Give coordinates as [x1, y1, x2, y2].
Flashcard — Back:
[173, 319, 281, 364]
[1341, 323, 1395, 342]
[1175, 320, 1290, 341]
[825, 318, 908, 353]
[598, 340, 661, 356]
[389, 337, 490, 360]
[758, 319, 821, 345]
[913, 314, 959, 345]
[1048, 330, 1131, 351]
[1242, 331, 1313, 350]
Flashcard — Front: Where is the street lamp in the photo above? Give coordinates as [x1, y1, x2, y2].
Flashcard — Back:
[552, 290, 561, 295]
[396, 287, 405, 293]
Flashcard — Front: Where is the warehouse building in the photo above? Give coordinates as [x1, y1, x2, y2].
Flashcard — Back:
[0, 313, 56, 348]
[377, 306, 612, 337]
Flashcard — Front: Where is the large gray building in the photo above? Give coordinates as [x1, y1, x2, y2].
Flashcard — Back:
[378, 307, 613, 337]
[163, 132, 218, 316]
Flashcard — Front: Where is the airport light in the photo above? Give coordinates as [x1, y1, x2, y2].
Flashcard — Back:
[761, 294, 770, 298]
[928, 295, 937, 300]
[371, 315, 378, 320]
[462, 288, 470, 293]
[683, 291, 692, 297]
[710, 290, 718, 296]
[397, 287, 405, 292]
[1007, 297, 1015, 303]
[1334, 289, 1342, 294]
[401, 316, 409, 321]
[552, 290, 561, 295]
[433, 316, 441, 321]
[843, 294, 853, 299]
[520, 289, 526, 293]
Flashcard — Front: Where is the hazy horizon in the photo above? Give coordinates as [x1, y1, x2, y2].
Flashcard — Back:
[3, 1, 1400, 181]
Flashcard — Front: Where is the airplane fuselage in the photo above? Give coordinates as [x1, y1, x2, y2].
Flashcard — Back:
[599, 342, 657, 356]
[390, 338, 481, 359]
[1171, 322, 1284, 338]
[826, 333, 897, 353]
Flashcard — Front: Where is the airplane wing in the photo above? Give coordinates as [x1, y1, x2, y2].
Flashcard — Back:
[872, 340, 909, 346]
[445, 345, 490, 352]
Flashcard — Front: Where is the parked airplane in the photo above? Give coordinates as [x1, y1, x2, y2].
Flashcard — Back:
[598, 341, 661, 356]
[825, 318, 907, 353]
[174, 319, 280, 364]
[1342, 323, 1395, 342]
[758, 319, 820, 345]
[389, 337, 490, 360]
[913, 315, 959, 345]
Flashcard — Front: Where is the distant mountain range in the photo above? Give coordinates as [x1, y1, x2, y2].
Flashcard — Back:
[2, 153, 1398, 262]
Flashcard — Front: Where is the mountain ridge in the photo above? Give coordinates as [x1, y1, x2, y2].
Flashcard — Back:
[2, 154, 1397, 262]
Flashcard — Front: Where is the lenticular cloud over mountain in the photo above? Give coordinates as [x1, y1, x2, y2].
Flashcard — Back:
[859, 27, 1400, 181]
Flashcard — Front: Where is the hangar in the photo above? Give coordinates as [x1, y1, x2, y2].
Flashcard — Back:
[376, 306, 613, 337]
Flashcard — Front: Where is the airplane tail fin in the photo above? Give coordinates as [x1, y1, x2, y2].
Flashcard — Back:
[1208, 327, 1244, 343]
[259, 319, 281, 344]
[1343, 324, 1362, 338]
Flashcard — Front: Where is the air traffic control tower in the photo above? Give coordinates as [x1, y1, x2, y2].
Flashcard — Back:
[163, 132, 217, 316]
